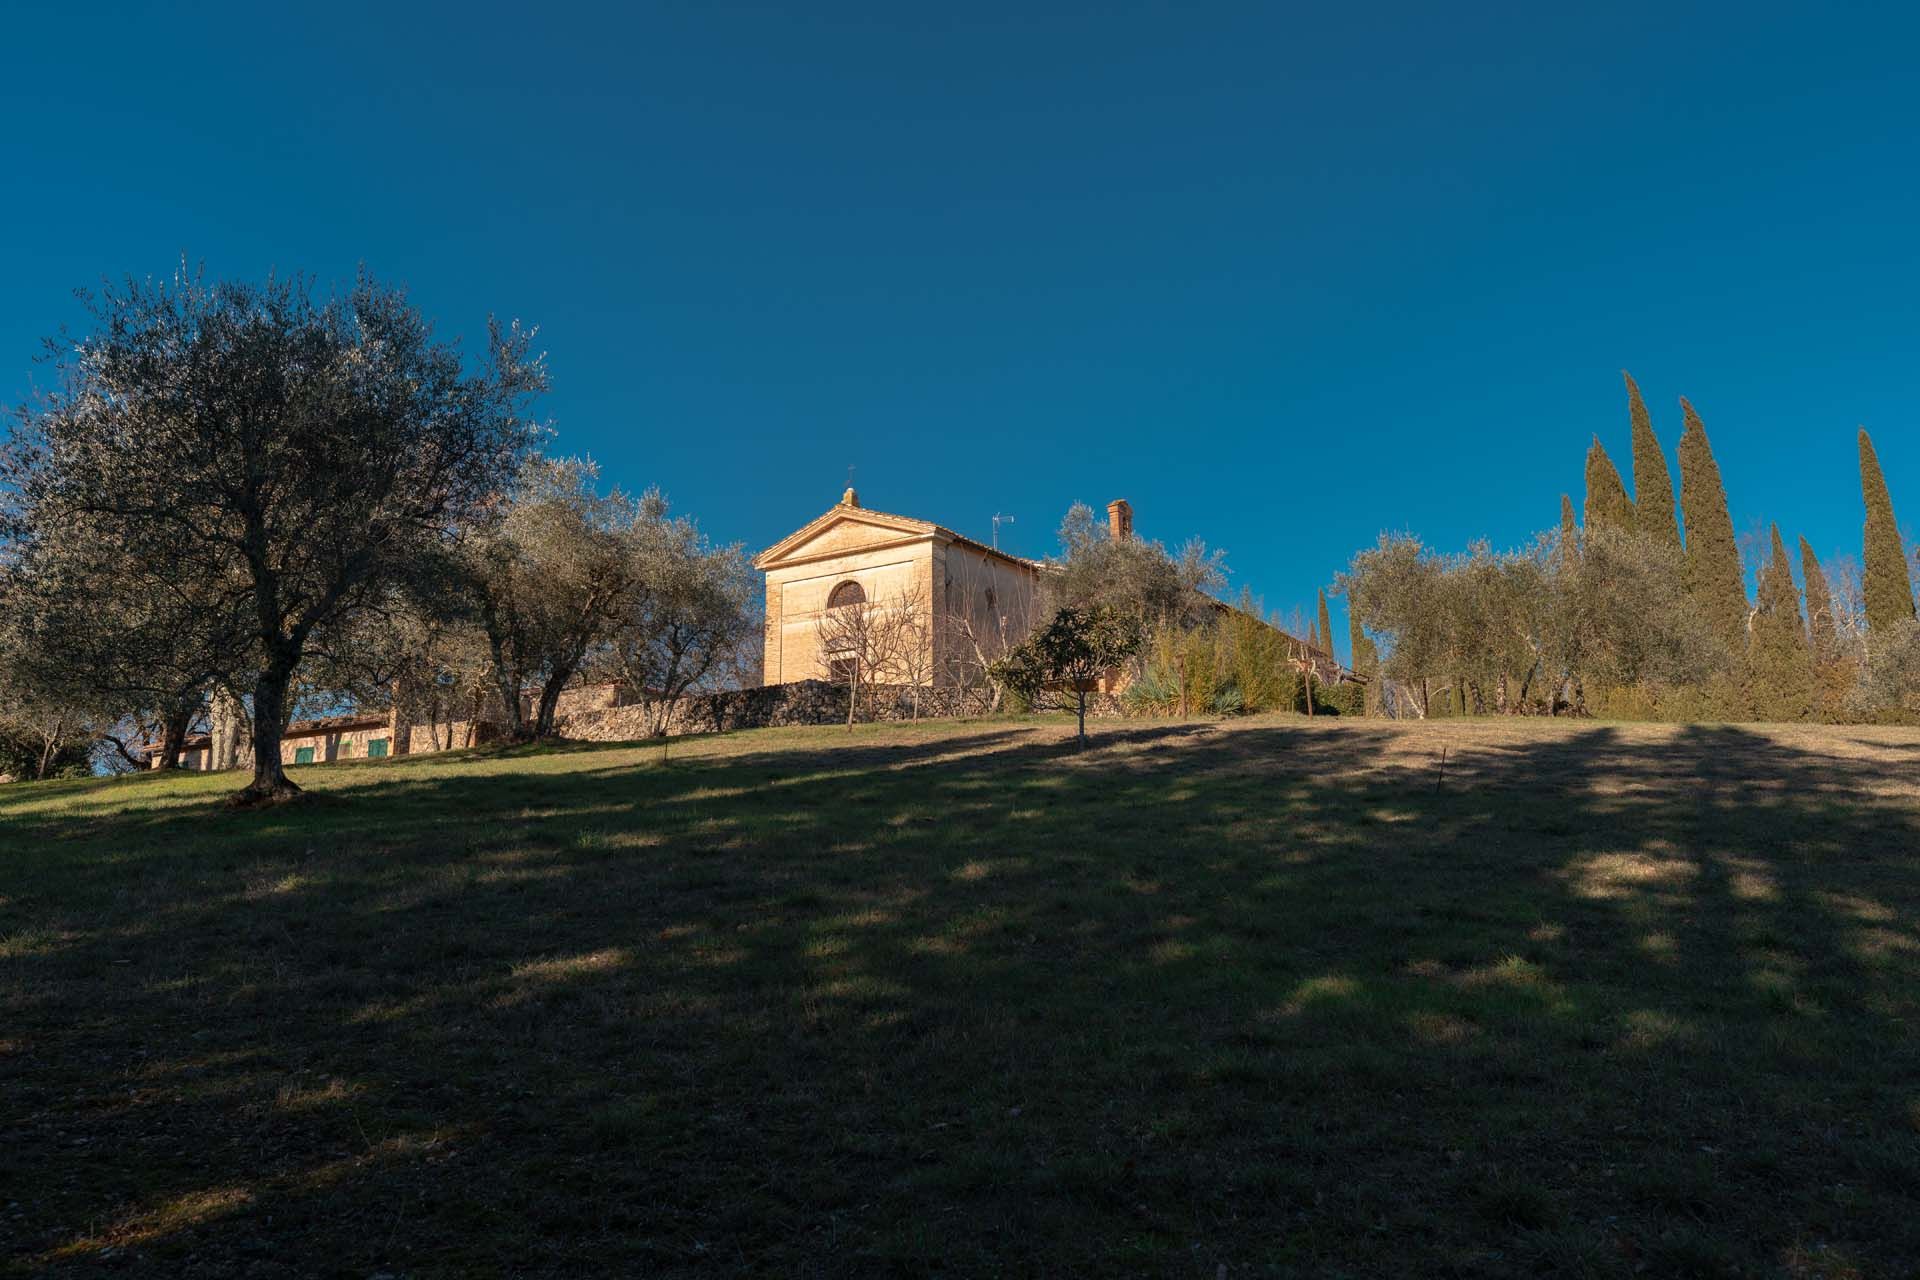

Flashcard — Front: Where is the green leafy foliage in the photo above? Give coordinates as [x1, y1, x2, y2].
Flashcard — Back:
[1047, 503, 1224, 629]
[2, 267, 546, 800]
[1311, 679, 1365, 716]
[1797, 537, 1857, 721]
[992, 605, 1146, 742]
[1338, 386, 1918, 724]
[0, 724, 92, 781]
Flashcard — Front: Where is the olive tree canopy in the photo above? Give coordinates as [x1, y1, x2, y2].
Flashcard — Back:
[608, 490, 757, 736]
[992, 605, 1146, 745]
[2, 266, 546, 801]
[465, 457, 640, 742]
[1048, 501, 1225, 631]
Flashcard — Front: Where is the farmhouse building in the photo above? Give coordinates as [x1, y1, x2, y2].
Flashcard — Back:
[153, 685, 624, 772]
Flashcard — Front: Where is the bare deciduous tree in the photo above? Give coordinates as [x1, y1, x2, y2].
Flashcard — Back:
[941, 571, 1035, 714]
[815, 584, 918, 729]
[884, 584, 936, 721]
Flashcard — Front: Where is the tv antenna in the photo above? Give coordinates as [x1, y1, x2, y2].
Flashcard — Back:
[992, 512, 1015, 549]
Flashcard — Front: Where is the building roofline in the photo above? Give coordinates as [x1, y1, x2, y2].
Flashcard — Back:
[754, 502, 1042, 573]
[140, 714, 391, 757]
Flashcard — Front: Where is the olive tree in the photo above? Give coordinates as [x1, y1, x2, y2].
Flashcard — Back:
[1342, 525, 1715, 718]
[1545, 523, 1716, 706]
[0, 638, 102, 781]
[466, 457, 638, 741]
[1048, 502, 1225, 631]
[3, 267, 545, 801]
[991, 605, 1145, 745]
[1857, 617, 1920, 719]
[1338, 534, 1451, 716]
[0, 518, 241, 769]
[606, 490, 757, 736]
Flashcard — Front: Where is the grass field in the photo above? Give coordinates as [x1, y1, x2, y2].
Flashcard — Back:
[4, 713, 1919, 1277]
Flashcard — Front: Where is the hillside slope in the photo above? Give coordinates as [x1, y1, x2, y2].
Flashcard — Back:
[4, 715, 1919, 1277]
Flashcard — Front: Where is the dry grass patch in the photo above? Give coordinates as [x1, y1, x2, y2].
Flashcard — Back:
[3, 713, 1918, 1276]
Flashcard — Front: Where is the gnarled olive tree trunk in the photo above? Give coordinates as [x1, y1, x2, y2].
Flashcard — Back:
[239, 655, 300, 804]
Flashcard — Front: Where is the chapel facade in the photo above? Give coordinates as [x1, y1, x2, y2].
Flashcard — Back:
[752, 486, 1052, 690]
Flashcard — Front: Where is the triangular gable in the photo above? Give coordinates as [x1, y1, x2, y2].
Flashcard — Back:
[753, 507, 939, 570]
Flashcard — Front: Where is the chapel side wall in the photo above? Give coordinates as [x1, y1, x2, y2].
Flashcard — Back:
[936, 543, 1042, 687]
[765, 540, 935, 684]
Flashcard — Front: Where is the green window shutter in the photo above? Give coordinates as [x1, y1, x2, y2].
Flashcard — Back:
[368, 739, 389, 758]
[293, 746, 315, 765]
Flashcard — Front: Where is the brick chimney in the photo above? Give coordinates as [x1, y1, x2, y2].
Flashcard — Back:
[1106, 498, 1133, 540]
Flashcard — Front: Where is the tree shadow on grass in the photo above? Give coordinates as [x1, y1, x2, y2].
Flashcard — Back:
[4, 717, 1918, 1277]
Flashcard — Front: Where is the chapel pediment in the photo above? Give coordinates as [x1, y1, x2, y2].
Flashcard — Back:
[753, 506, 938, 570]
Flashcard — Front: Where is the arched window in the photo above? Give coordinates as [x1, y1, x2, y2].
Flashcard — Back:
[827, 580, 866, 608]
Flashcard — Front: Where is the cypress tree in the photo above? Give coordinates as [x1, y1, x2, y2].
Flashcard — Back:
[1858, 428, 1915, 634]
[1749, 524, 1810, 722]
[1798, 535, 1835, 659]
[1316, 589, 1333, 659]
[1348, 605, 1379, 715]
[1798, 535, 1850, 721]
[1677, 399, 1748, 658]
[1624, 371, 1680, 548]
[1584, 437, 1635, 534]
[1559, 493, 1578, 550]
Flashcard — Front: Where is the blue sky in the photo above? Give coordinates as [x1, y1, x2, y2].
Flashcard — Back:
[6, 2, 1918, 654]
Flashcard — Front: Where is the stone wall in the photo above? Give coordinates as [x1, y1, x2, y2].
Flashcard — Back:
[552, 680, 1127, 742]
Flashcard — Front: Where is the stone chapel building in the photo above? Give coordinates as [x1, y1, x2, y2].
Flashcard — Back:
[753, 486, 1050, 689]
[752, 488, 1344, 691]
